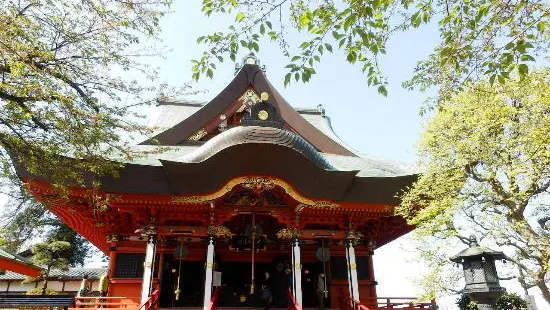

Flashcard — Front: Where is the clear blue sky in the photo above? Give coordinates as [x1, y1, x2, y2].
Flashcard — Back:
[149, 1, 440, 163]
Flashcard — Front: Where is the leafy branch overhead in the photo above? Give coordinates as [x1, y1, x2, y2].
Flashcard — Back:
[194, 0, 549, 98]
[0, 0, 171, 185]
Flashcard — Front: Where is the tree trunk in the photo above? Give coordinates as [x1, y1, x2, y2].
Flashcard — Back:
[536, 279, 550, 307]
[41, 266, 51, 295]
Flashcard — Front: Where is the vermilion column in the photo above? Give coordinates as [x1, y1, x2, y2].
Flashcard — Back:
[108, 250, 117, 279]
[107, 234, 118, 280]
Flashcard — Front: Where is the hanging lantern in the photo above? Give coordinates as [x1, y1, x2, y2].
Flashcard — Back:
[174, 244, 189, 260]
[316, 247, 331, 262]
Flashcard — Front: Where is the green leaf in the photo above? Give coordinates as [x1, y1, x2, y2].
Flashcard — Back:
[299, 13, 310, 27]
[489, 74, 496, 85]
[235, 12, 245, 22]
[299, 41, 311, 49]
[520, 55, 535, 62]
[325, 43, 333, 52]
[332, 31, 344, 39]
[518, 63, 528, 76]
[377, 85, 388, 96]
[536, 21, 546, 32]
[346, 51, 357, 63]
[284, 73, 291, 87]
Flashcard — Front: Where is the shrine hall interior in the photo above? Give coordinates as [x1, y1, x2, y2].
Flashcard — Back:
[14, 54, 421, 309]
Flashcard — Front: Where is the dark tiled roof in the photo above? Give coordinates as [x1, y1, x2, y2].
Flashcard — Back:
[0, 267, 107, 281]
[450, 246, 506, 262]
[178, 126, 335, 170]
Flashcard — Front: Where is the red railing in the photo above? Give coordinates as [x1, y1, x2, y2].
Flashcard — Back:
[287, 289, 301, 310]
[136, 289, 160, 310]
[361, 297, 436, 309]
[209, 287, 222, 310]
[338, 289, 357, 310]
[71, 296, 138, 309]
[338, 289, 436, 310]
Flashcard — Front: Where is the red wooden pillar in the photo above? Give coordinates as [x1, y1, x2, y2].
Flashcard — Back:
[368, 255, 376, 294]
[108, 250, 117, 279]
[367, 248, 377, 307]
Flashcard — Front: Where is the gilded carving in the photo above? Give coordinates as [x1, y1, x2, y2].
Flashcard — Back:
[188, 128, 207, 141]
[276, 228, 300, 240]
[257, 110, 269, 120]
[309, 201, 339, 209]
[171, 176, 340, 209]
[106, 233, 119, 243]
[242, 176, 275, 192]
[240, 89, 261, 106]
[172, 196, 210, 204]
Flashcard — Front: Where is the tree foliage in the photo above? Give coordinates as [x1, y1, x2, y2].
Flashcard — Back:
[1, 182, 92, 267]
[193, 0, 549, 99]
[398, 70, 550, 304]
[0, 0, 171, 186]
[457, 293, 528, 310]
[31, 240, 71, 294]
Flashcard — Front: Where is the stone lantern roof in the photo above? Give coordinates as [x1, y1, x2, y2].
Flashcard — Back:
[450, 236, 506, 262]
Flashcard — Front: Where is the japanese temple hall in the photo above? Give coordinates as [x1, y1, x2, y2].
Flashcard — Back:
[15, 55, 429, 309]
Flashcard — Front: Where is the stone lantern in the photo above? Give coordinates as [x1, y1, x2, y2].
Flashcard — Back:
[450, 236, 507, 310]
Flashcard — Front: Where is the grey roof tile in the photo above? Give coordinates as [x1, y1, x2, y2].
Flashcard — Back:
[0, 268, 107, 281]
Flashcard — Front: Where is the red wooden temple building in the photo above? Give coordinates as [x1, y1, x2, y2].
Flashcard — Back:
[14, 55, 434, 310]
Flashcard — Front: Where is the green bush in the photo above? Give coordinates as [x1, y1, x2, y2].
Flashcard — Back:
[26, 288, 58, 295]
[457, 293, 527, 310]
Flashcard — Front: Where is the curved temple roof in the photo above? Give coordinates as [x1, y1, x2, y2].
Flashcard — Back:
[141, 64, 358, 156]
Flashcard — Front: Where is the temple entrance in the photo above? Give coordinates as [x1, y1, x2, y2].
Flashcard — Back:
[217, 262, 289, 307]
[159, 255, 204, 308]
[301, 262, 330, 308]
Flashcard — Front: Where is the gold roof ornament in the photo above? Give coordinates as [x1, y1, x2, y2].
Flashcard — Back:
[258, 110, 269, 120]
[260, 92, 269, 101]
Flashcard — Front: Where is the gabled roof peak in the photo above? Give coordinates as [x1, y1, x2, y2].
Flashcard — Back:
[235, 52, 265, 74]
[141, 64, 357, 156]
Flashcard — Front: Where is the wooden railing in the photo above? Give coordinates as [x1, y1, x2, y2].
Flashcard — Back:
[71, 296, 138, 309]
[287, 289, 301, 310]
[362, 297, 437, 309]
[136, 289, 160, 310]
[338, 289, 357, 310]
[338, 289, 436, 310]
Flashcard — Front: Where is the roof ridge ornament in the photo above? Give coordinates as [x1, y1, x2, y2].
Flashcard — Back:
[242, 91, 284, 128]
[235, 52, 266, 75]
